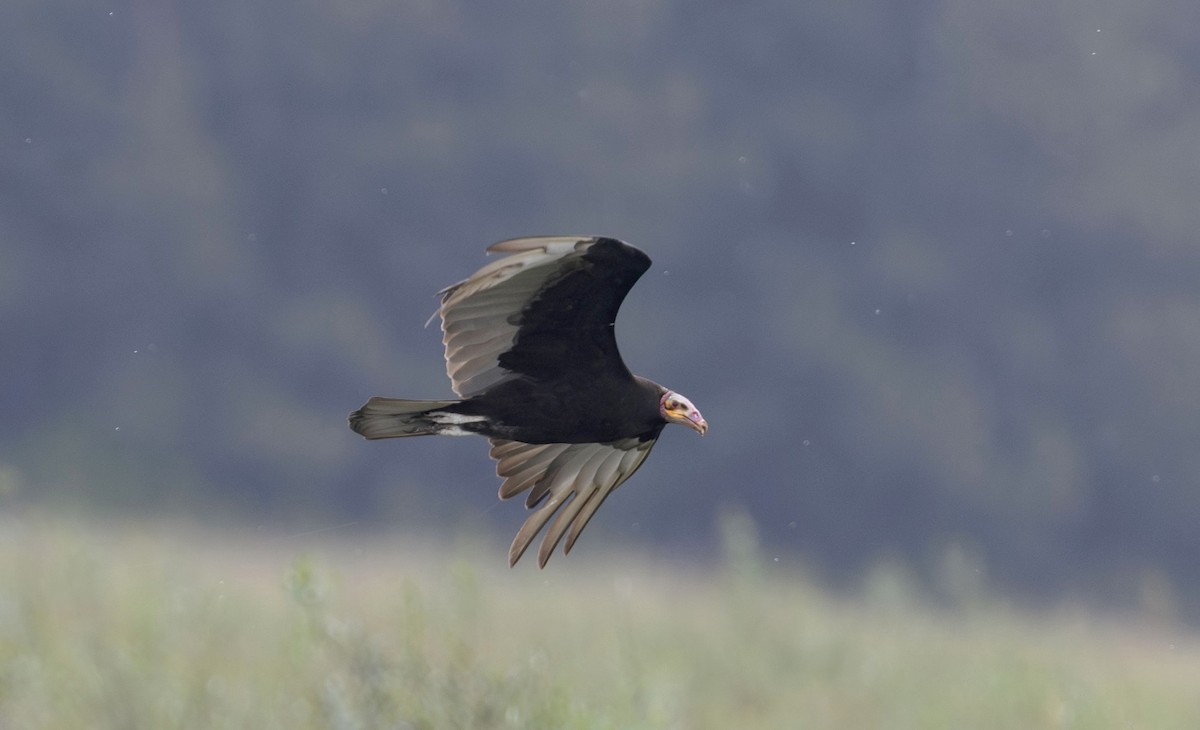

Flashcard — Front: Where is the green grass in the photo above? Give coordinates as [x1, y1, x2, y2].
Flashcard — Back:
[0, 516, 1198, 729]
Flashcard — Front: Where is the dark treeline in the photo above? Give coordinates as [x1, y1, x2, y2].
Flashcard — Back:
[4, 0, 1200, 614]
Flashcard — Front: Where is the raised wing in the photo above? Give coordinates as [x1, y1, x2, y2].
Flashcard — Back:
[489, 436, 658, 567]
[437, 236, 651, 397]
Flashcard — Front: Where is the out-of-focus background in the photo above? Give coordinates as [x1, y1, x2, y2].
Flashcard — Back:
[5, 1, 1200, 726]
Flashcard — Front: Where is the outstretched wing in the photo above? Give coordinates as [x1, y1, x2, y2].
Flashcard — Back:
[438, 236, 651, 397]
[489, 436, 659, 567]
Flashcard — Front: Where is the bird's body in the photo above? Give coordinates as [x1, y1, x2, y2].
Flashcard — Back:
[349, 236, 706, 567]
[441, 375, 666, 444]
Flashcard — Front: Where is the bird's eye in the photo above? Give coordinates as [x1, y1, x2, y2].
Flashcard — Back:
[667, 400, 680, 410]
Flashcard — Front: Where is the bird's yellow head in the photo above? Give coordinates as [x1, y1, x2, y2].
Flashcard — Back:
[660, 391, 708, 435]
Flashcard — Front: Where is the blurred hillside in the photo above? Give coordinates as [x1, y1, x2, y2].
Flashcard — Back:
[3, 1, 1200, 613]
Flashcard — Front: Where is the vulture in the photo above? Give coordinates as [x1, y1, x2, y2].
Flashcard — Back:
[349, 236, 707, 567]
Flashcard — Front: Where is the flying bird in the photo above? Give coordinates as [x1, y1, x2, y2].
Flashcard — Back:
[349, 236, 707, 567]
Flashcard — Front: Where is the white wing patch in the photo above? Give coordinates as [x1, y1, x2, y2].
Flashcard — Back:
[489, 437, 658, 567]
[437, 236, 598, 397]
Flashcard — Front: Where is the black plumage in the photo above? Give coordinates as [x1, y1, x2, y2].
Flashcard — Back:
[349, 236, 707, 567]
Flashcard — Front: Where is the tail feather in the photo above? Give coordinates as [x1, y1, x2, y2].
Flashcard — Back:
[348, 397, 462, 439]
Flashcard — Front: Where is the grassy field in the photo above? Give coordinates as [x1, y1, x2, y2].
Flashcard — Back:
[0, 515, 1198, 729]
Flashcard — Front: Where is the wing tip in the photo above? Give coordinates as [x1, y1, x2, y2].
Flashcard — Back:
[508, 531, 535, 568]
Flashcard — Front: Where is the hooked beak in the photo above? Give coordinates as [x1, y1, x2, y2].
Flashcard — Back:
[661, 392, 708, 436]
